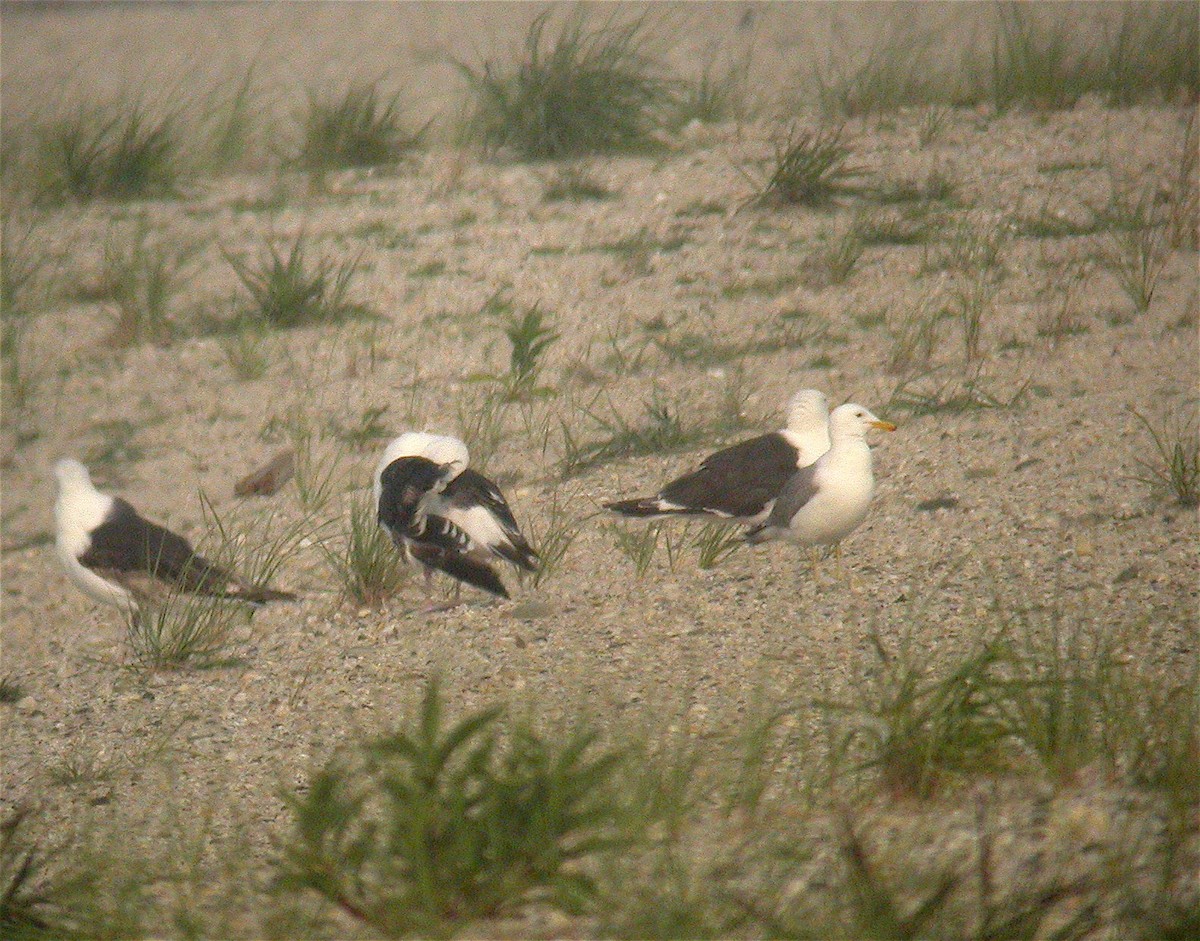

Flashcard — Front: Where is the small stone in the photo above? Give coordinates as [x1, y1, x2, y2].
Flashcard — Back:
[15, 696, 37, 713]
[1112, 565, 1139, 585]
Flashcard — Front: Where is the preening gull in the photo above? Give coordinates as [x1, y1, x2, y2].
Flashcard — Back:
[375, 433, 538, 600]
[604, 389, 830, 527]
[745, 403, 895, 557]
[53, 458, 296, 618]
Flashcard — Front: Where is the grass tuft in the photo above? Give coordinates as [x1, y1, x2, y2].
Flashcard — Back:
[606, 520, 663, 577]
[299, 82, 424, 171]
[560, 389, 705, 478]
[1130, 408, 1200, 508]
[499, 302, 560, 401]
[458, 10, 673, 159]
[749, 125, 864, 208]
[692, 522, 743, 570]
[97, 217, 201, 347]
[321, 496, 406, 607]
[276, 678, 628, 934]
[888, 369, 1028, 417]
[226, 234, 371, 330]
[821, 631, 1011, 800]
[0, 807, 73, 937]
[1101, 185, 1171, 313]
[38, 105, 183, 202]
[125, 590, 246, 672]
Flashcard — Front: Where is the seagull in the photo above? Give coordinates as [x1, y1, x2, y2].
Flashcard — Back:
[374, 433, 538, 600]
[604, 389, 830, 527]
[53, 458, 296, 620]
[744, 403, 895, 563]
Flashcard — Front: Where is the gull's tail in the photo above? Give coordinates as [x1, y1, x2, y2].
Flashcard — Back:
[604, 497, 693, 519]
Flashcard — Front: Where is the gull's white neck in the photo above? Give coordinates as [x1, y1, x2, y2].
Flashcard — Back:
[54, 471, 113, 553]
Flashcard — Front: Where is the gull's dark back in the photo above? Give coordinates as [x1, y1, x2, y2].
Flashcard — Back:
[78, 497, 233, 593]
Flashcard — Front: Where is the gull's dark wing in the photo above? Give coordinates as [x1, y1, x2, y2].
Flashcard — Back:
[766, 463, 822, 527]
[443, 469, 538, 570]
[78, 497, 233, 594]
[409, 544, 509, 598]
[658, 433, 798, 518]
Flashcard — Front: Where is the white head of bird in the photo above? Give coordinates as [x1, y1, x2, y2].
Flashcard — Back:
[829, 403, 897, 440]
[786, 389, 830, 433]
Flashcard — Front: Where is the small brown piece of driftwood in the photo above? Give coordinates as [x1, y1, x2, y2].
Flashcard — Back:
[234, 449, 295, 497]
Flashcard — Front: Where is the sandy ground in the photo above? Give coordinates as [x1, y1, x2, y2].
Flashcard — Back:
[1, 3, 1197, 937]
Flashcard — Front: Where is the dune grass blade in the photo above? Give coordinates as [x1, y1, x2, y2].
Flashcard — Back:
[320, 497, 406, 607]
[1130, 409, 1200, 508]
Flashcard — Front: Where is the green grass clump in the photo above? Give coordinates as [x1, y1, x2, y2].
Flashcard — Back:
[750, 125, 864, 208]
[1101, 186, 1171, 313]
[276, 678, 628, 935]
[125, 590, 246, 672]
[813, 15, 956, 117]
[38, 105, 182, 202]
[990, 2, 1198, 111]
[321, 496, 406, 608]
[500, 302, 560, 401]
[822, 632, 1011, 799]
[0, 807, 75, 938]
[300, 83, 424, 170]
[226, 235, 371, 330]
[458, 10, 673, 159]
[1130, 408, 1200, 508]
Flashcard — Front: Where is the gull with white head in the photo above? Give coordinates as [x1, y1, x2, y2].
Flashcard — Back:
[374, 432, 537, 602]
[604, 388, 831, 527]
[52, 458, 296, 620]
[745, 403, 895, 564]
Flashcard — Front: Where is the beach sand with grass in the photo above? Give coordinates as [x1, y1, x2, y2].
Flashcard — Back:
[1, 3, 1197, 937]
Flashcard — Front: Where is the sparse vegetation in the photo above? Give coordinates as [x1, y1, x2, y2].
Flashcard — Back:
[226, 234, 371, 329]
[884, 300, 941, 375]
[805, 220, 865, 288]
[321, 495, 406, 607]
[692, 522, 743, 569]
[749, 125, 864, 208]
[1101, 185, 1171, 313]
[1130, 408, 1200, 508]
[299, 82, 424, 171]
[559, 389, 705, 477]
[37, 104, 184, 202]
[276, 679, 629, 935]
[97, 217, 201, 347]
[498, 302, 560, 401]
[672, 53, 749, 126]
[458, 10, 673, 159]
[888, 368, 1029, 416]
[949, 275, 995, 362]
[125, 589, 246, 672]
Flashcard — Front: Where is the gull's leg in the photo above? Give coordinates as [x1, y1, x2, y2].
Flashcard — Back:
[417, 572, 471, 615]
[807, 546, 822, 584]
